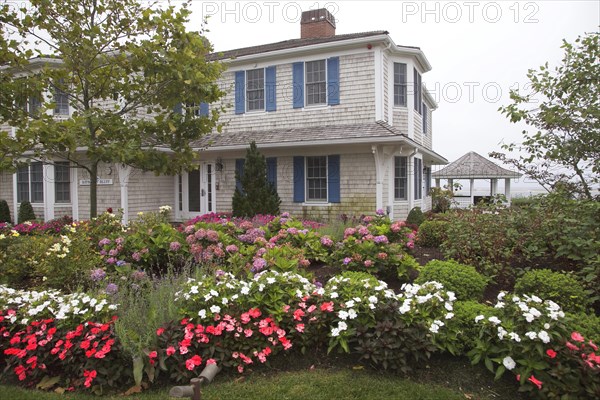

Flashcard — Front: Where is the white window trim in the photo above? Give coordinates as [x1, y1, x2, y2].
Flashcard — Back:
[246, 68, 265, 113]
[305, 155, 329, 203]
[393, 62, 408, 108]
[305, 59, 328, 107]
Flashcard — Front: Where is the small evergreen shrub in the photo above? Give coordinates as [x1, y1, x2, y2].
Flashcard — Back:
[406, 206, 425, 226]
[0, 199, 11, 223]
[17, 201, 36, 224]
[442, 300, 495, 355]
[417, 220, 449, 248]
[232, 141, 281, 217]
[566, 312, 600, 343]
[514, 269, 589, 313]
[415, 260, 488, 301]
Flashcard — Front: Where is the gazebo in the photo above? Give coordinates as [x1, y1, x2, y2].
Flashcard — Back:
[432, 151, 522, 207]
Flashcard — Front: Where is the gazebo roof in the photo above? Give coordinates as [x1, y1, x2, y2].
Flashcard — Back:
[432, 151, 522, 179]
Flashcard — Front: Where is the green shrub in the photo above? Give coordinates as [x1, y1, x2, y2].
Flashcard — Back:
[415, 260, 488, 301]
[406, 206, 425, 226]
[17, 201, 36, 224]
[514, 269, 589, 313]
[565, 312, 600, 343]
[417, 220, 449, 248]
[0, 235, 55, 288]
[0, 199, 11, 223]
[397, 254, 420, 280]
[441, 300, 495, 355]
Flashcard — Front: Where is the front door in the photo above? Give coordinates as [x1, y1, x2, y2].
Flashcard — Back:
[180, 162, 215, 219]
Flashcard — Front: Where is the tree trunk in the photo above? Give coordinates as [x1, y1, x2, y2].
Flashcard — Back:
[90, 161, 98, 218]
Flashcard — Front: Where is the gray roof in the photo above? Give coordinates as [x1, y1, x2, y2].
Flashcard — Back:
[195, 121, 447, 163]
[209, 31, 420, 60]
[432, 151, 521, 179]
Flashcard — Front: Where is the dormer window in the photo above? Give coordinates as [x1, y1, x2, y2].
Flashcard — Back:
[54, 84, 69, 115]
[393, 63, 407, 107]
[414, 68, 422, 114]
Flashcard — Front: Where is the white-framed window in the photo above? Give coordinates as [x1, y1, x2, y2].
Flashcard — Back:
[246, 68, 265, 111]
[422, 103, 428, 134]
[414, 157, 423, 200]
[394, 156, 408, 200]
[17, 162, 44, 203]
[54, 82, 69, 115]
[305, 60, 327, 106]
[393, 63, 407, 106]
[54, 162, 71, 203]
[413, 68, 422, 114]
[306, 156, 327, 201]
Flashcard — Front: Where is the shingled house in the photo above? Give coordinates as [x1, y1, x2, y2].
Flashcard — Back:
[0, 8, 447, 222]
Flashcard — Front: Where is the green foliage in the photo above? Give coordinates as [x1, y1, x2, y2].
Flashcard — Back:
[417, 220, 449, 248]
[514, 269, 589, 313]
[565, 312, 600, 344]
[491, 32, 599, 200]
[0, 235, 54, 288]
[0, 0, 225, 217]
[415, 260, 488, 302]
[406, 206, 425, 226]
[232, 142, 281, 217]
[430, 186, 455, 213]
[0, 199, 11, 223]
[397, 254, 420, 280]
[354, 298, 438, 373]
[442, 300, 495, 355]
[17, 201, 36, 223]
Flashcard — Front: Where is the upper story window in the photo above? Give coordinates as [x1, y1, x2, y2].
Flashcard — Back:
[422, 103, 428, 134]
[235, 66, 276, 114]
[17, 162, 44, 203]
[292, 57, 339, 109]
[414, 68, 422, 114]
[394, 156, 408, 200]
[393, 63, 407, 106]
[246, 68, 265, 111]
[305, 60, 327, 106]
[54, 83, 69, 115]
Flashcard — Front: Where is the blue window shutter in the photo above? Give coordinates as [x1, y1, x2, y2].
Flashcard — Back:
[266, 157, 277, 189]
[173, 102, 183, 114]
[292, 62, 304, 109]
[327, 57, 340, 106]
[293, 156, 305, 202]
[235, 71, 245, 114]
[235, 158, 245, 192]
[199, 102, 209, 117]
[328, 155, 341, 203]
[265, 66, 276, 112]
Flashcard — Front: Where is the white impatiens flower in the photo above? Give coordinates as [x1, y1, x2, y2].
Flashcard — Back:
[497, 292, 506, 300]
[331, 328, 340, 337]
[538, 330, 551, 343]
[474, 315, 485, 323]
[494, 302, 505, 309]
[338, 310, 349, 320]
[330, 292, 339, 299]
[446, 291, 456, 302]
[368, 295, 378, 304]
[345, 300, 355, 308]
[338, 321, 348, 331]
[544, 323, 551, 330]
[524, 313, 535, 323]
[348, 309, 357, 320]
[445, 302, 453, 311]
[525, 331, 538, 340]
[503, 356, 516, 370]
[240, 286, 250, 295]
[429, 320, 444, 334]
[488, 316, 501, 325]
[399, 299, 412, 314]
[508, 332, 521, 342]
[445, 312, 454, 320]
[209, 305, 221, 314]
[189, 285, 199, 294]
[497, 327, 507, 340]
[531, 295, 542, 303]
[198, 309, 207, 319]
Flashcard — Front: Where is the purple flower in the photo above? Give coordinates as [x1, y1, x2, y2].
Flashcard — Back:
[115, 237, 124, 245]
[251, 258, 267, 272]
[358, 226, 370, 236]
[343, 257, 352, 265]
[286, 227, 298, 235]
[106, 283, 118, 295]
[376, 209, 385, 216]
[90, 268, 106, 282]
[206, 230, 219, 242]
[226, 244, 239, 253]
[215, 269, 225, 277]
[98, 238, 111, 247]
[320, 236, 333, 247]
[169, 241, 181, 251]
[131, 270, 146, 281]
[374, 235, 389, 244]
[132, 252, 141, 262]
[108, 249, 118, 257]
[106, 257, 117, 265]
[281, 212, 290, 218]
[116, 260, 127, 267]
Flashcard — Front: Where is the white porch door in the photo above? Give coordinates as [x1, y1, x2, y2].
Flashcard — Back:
[181, 162, 215, 218]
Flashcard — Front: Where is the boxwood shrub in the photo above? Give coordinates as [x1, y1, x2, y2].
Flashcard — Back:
[415, 260, 488, 301]
[417, 220, 449, 248]
[514, 269, 589, 313]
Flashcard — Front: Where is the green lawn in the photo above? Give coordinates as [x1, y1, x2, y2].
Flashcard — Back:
[0, 356, 523, 400]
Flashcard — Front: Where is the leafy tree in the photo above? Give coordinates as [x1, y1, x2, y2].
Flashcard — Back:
[490, 32, 599, 200]
[232, 141, 281, 217]
[0, 0, 225, 217]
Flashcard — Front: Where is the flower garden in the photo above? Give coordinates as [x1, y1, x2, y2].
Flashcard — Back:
[0, 196, 599, 399]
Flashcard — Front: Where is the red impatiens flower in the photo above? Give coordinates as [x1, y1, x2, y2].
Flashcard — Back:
[156, 328, 165, 336]
[166, 346, 176, 356]
[320, 302, 334, 312]
[185, 355, 202, 370]
[528, 375, 543, 390]
[571, 332, 585, 342]
[566, 341, 580, 351]
[149, 351, 157, 358]
[83, 369, 97, 388]
[546, 349, 557, 359]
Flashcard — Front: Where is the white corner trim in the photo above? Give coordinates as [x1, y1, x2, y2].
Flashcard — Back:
[374, 46, 383, 121]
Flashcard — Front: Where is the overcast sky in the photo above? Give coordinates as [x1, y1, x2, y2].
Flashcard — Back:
[186, 0, 599, 192]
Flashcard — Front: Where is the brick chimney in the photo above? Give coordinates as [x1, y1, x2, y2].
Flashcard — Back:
[301, 8, 336, 39]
